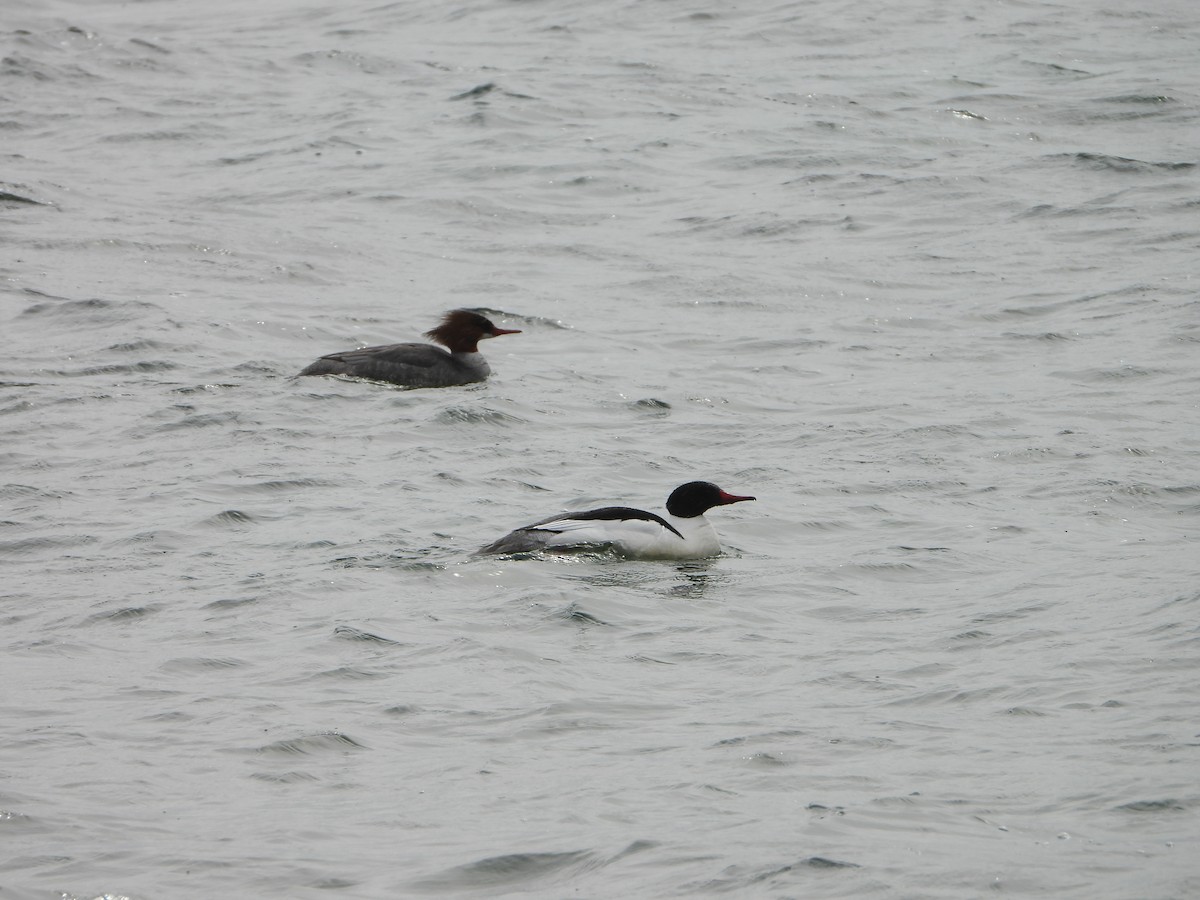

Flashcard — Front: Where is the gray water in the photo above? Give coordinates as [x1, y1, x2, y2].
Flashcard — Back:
[2, 0, 1199, 897]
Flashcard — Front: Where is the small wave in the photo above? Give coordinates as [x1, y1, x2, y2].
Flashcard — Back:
[104, 339, 173, 353]
[155, 411, 242, 431]
[411, 849, 595, 892]
[311, 666, 387, 681]
[804, 604, 927, 622]
[1085, 95, 1180, 121]
[86, 606, 157, 622]
[19, 296, 163, 322]
[628, 397, 671, 415]
[951, 629, 991, 642]
[333, 550, 447, 572]
[434, 406, 526, 426]
[0, 809, 45, 835]
[1002, 331, 1074, 341]
[101, 129, 201, 143]
[333, 625, 402, 644]
[800, 856, 861, 869]
[203, 597, 259, 610]
[886, 686, 1007, 707]
[248, 770, 321, 784]
[1115, 798, 1191, 813]
[971, 604, 1048, 624]
[204, 509, 257, 528]
[1050, 364, 1169, 383]
[0, 188, 47, 206]
[253, 732, 366, 756]
[128, 37, 169, 54]
[450, 81, 497, 101]
[234, 477, 334, 494]
[0, 484, 65, 502]
[1163, 484, 1200, 496]
[1100, 94, 1175, 104]
[291, 49, 412, 75]
[54, 360, 178, 377]
[1050, 152, 1195, 173]
[554, 604, 610, 626]
[0, 51, 95, 83]
[796, 519, 850, 531]
[0, 533, 97, 556]
[160, 656, 246, 672]
[843, 561, 921, 579]
[690, 854, 861, 892]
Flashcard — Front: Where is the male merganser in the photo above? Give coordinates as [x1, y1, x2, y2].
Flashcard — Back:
[477, 481, 755, 559]
[298, 309, 521, 387]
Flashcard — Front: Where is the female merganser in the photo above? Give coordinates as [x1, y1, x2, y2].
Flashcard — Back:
[477, 481, 755, 559]
[298, 309, 521, 387]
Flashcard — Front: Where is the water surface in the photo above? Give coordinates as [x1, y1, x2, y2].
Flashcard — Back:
[2, 0, 1198, 897]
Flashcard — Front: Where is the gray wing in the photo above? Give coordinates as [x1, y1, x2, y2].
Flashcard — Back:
[298, 342, 471, 386]
[475, 527, 554, 556]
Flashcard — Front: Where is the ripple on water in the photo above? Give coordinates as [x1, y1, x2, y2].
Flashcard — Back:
[42, 360, 180, 378]
[103, 338, 175, 353]
[553, 603, 611, 627]
[969, 603, 1051, 625]
[625, 397, 672, 416]
[410, 849, 597, 893]
[1085, 98, 1179, 123]
[309, 666, 388, 681]
[202, 509, 258, 528]
[1051, 364, 1171, 383]
[839, 560, 926, 582]
[802, 604, 928, 623]
[332, 551, 446, 572]
[240, 477, 334, 493]
[289, 49, 415, 76]
[0, 483, 65, 501]
[0, 809, 51, 838]
[0, 533, 97, 558]
[248, 770, 321, 784]
[0, 186, 48, 206]
[433, 405, 527, 426]
[1093, 481, 1200, 513]
[200, 600, 263, 619]
[85, 606, 158, 623]
[1114, 798, 1193, 813]
[686, 855, 863, 894]
[252, 732, 366, 756]
[332, 624, 403, 645]
[159, 657, 247, 673]
[1051, 151, 1196, 173]
[1001, 330, 1075, 342]
[18, 294, 167, 327]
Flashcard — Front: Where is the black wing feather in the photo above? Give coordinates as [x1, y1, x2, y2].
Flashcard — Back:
[534, 506, 683, 539]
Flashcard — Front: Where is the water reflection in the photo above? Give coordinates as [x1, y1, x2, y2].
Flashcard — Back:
[556, 557, 725, 601]
[668, 561, 722, 600]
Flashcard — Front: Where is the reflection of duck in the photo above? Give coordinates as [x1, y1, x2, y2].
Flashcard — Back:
[670, 564, 719, 600]
[298, 309, 520, 387]
[478, 482, 755, 559]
